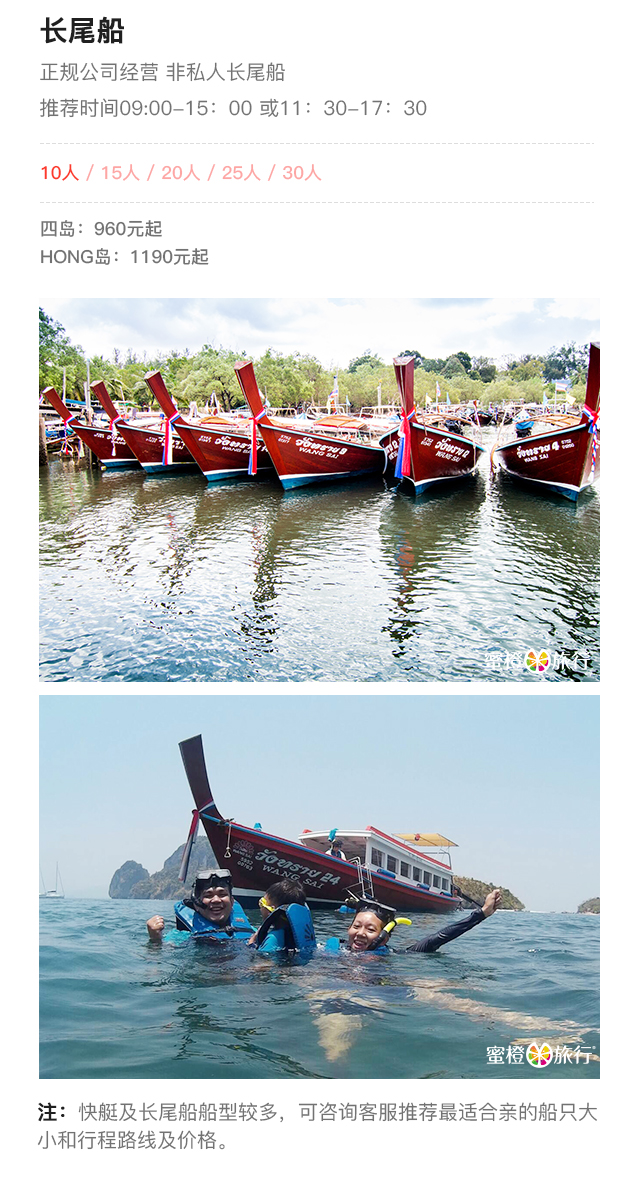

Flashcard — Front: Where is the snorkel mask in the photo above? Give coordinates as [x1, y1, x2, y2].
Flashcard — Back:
[192, 869, 233, 901]
[348, 895, 412, 950]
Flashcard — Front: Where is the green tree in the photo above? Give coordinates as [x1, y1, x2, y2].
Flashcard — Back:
[346, 349, 383, 374]
[39, 307, 86, 395]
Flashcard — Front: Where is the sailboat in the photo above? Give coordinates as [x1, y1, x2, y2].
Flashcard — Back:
[39, 863, 65, 899]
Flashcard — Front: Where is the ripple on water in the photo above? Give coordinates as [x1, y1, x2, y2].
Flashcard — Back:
[40, 459, 599, 682]
[40, 902, 600, 1079]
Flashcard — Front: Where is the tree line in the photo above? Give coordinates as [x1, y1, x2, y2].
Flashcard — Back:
[39, 309, 592, 411]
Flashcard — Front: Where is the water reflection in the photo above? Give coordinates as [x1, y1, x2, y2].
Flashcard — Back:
[40, 459, 599, 682]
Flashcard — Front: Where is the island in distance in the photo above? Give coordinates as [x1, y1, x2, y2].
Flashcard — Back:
[109, 837, 525, 911]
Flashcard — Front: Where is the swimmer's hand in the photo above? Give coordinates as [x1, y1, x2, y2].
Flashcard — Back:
[146, 915, 165, 940]
[247, 932, 257, 945]
[482, 889, 502, 917]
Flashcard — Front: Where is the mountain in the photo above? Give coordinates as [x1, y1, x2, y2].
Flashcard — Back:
[577, 897, 600, 913]
[453, 876, 524, 910]
[109, 860, 150, 898]
[109, 837, 218, 900]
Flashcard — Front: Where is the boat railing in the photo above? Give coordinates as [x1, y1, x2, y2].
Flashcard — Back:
[348, 857, 374, 897]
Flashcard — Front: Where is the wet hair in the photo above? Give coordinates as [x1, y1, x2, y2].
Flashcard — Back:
[264, 877, 307, 907]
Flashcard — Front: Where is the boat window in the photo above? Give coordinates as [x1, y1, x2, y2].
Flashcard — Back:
[433, 875, 441, 889]
[387, 855, 397, 873]
[412, 866, 421, 882]
[441, 877, 450, 892]
[400, 861, 410, 878]
[371, 847, 383, 867]
[423, 871, 432, 886]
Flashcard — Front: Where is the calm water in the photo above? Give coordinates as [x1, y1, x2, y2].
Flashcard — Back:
[39, 447, 599, 682]
[40, 900, 600, 1079]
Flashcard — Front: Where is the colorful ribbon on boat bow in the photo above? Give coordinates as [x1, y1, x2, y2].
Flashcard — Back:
[61, 416, 74, 456]
[582, 404, 599, 473]
[110, 415, 124, 457]
[162, 411, 181, 466]
[394, 407, 415, 479]
[249, 408, 267, 475]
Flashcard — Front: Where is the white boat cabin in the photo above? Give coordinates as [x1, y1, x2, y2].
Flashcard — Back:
[299, 827, 456, 898]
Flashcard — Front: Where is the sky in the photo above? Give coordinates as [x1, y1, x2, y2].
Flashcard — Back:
[42, 297, 600, 371]
[39, 694, 599, 911]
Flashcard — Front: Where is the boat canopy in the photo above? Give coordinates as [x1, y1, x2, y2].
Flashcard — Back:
[394, 833, 458, 848]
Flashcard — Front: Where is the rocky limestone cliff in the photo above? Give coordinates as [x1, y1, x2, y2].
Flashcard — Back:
[109, 860, 150, 898]
[453, 875, 524, 910]
[109, 837, 219, 900]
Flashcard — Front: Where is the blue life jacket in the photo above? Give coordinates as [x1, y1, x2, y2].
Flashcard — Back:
[254, 903, 317, 955]
[324, 936, 389, 956]
[174, 899, 255, 940]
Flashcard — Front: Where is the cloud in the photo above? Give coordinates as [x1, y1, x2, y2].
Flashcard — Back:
[42, 298, 600, 368]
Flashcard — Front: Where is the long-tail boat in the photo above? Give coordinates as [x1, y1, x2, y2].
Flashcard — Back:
[40, 386, 138, 468]
[143, 370, 274, 481]
[91, 380, 198, 475]
[378, 357, 485, 494]
[490, 343, 600, 501]
[234, 360, 387, 490]
[178, 734, 460, 914]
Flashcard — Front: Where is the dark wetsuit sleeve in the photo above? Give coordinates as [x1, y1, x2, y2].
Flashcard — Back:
[404, 907, 486, 953]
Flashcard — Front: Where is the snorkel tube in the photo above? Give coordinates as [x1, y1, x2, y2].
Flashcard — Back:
[369, 915, 412, 950]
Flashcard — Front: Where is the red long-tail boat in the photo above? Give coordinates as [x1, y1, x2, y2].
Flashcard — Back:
[378, 357, 485, 494]
[234, 360, 386, 490]
[490, 343, 600, 501]
[90, 380, 198, 476]
[40, 386, 138, 468]
[143, 370, 274, 481]
[178, 734, 461, 914]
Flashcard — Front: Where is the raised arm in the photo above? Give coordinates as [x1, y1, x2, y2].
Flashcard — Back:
[405, 890, 502, 953]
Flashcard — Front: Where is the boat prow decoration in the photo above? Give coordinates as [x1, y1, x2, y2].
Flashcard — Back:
[379, 356, 484, 494]
[234, 359, 386, 490]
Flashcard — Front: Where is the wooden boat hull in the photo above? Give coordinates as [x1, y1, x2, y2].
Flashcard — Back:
[256, 421, 386, 489]
[180, 736, 460, 914]
[113, 421, 199, 474]
[172, 420, 274, 481]
[68, 421, 138, 468]
[492, 421, 600, 501]
[40, 386, 138, 468]
[380, 422, 484, 494]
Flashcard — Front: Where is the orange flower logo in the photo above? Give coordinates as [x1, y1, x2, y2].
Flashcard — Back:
[526, 650, 550, 673]
[527, 1042, 553, 1068]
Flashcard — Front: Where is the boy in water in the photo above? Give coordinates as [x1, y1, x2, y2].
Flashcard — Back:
[146, 869, 249, 941]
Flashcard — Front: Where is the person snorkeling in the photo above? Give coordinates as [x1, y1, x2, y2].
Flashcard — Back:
[249, 877, 317, 954]
[146, 869, 254, 942]
[343, 889, 502, 953]
[247, 876, 309, 943]
[146, 872, 316, 955]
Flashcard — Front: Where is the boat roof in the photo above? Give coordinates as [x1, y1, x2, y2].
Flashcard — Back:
[299, 826, 456, 867]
